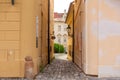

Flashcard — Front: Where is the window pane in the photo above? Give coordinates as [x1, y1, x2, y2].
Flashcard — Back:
[58, 25, 61, 31]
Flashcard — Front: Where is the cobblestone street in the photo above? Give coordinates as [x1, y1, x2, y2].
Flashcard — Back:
[35, 59, 83, 80]
[35, 54, 120, 80]
[35, 59, 120, 80]
[0, 54, 120, 80]
[35, 53, 83, 80]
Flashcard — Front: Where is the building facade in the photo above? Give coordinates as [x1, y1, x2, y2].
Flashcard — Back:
[65, 2, 74, 61]
[0, 0, 54, 77]
[54, 11, 68, 52]
[74, 0, 83, 74]
[50, 0, 55, 60]
[66, 0, 120, 78]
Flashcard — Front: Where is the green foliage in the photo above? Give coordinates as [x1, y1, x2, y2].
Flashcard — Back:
[39, 65, 44, 73]
[54, 43, 59, 53]
[54, 43, 65, 53]
[59, 45, 64, 53]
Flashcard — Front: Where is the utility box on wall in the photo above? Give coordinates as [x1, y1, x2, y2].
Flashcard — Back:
[0, 0, 49, 77]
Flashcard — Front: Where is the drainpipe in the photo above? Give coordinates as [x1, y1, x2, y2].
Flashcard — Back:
[72, 6, 75, 63]
[11, 0, 14, 5]
[48, 0, 50, 64]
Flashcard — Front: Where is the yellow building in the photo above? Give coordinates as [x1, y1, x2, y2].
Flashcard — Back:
[0, 0, 54, 77]
[66, 0, 120, 78]
[74, 0, 83, 73]
[50, 0, 55, 60]
[65, 2, 74, 61]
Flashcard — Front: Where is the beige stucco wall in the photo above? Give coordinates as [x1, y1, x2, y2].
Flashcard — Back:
[66, 18, 73, 61]
[85, 0, 98, 75]
[74, 0, 120, 77]
[74, 0, 98, 75]
[0, 0, 49, 77]
[98, 0, 120, 77]
[65, 3, 74, 61]
[67, 21, 73, 61]
[74, 0, 83, 70]
[0, 0, 22, 77]
[66, 0, 120, 77]
[50, 0, 54, 60]
[85, 0, 120, 77]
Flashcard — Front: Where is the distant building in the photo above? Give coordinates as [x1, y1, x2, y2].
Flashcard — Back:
[54, 10, 68, 52]
[65, 2, 74, 61]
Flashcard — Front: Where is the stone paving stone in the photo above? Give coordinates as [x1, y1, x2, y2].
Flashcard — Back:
[35, 59, 81, 80]
[1, 59, 120, 80]
[0, 78, 27, 80]
[35, 59, 120, 80]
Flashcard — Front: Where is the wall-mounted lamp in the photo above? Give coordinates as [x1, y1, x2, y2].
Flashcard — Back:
[51, 35, 56, 40]
[66, 25, 71, 33]
[11, 0, 15, 5]
[50, 31, 56, 40]
[67, 25, 72, 37]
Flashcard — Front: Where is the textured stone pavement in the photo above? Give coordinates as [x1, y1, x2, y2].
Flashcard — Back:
[0, 54, 120, 80]
[35, 58, 120, 80]
[35, 59, 84, 80]
[35, 54, 120, 80]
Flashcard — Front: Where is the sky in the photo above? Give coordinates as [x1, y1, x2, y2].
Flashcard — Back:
[54, 0, 74, 13]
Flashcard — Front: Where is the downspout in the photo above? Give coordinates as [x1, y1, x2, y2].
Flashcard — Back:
[48, 0, 50, 64]
[11, 0, 14, 5]
[72, 5, 75, 63]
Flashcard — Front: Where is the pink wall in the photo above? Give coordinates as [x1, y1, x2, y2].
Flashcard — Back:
[98, 0, 120, 77]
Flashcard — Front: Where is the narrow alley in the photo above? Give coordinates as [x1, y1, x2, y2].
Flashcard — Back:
[0, 55, 120, 80]
[0, 0, 120, 80]
[36, 54, 83, 80]
[35, 54, 120, 80]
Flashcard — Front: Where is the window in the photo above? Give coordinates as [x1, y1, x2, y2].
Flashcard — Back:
[36, 16, 39, 48]
[58, 38, 61, 43]
[57, 34, 62, 44]
[63, 34, 67, 43]
[64, 38, 66, 42]
[64, 28, 66, 31]
[58, 25, 61, 31]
